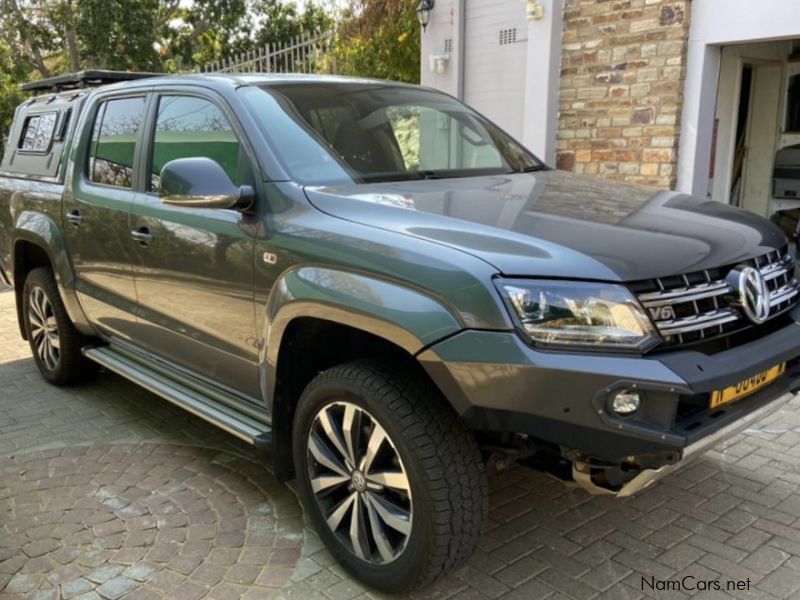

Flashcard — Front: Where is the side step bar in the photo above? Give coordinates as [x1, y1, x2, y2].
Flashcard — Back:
[83, 346, 272, 449]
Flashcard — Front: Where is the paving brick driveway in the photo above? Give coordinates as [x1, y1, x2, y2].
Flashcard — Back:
[4, 284, 800, 600]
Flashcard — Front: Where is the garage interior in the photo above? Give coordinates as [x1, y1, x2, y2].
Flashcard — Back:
[711, 39, 800, 238]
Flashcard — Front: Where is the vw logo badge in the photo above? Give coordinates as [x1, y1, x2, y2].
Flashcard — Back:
[730, 266, 770, 324]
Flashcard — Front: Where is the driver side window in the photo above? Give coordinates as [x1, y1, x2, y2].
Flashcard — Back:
[149, 95, 242, 191]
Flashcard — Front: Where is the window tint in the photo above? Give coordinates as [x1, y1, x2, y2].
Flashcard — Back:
[240, 84, 542, 185]
[88, 97, 146, 188]
[150, 96, 241, 191]
[19, 112, 57, 152]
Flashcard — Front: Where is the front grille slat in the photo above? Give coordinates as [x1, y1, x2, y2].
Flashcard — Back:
[633, 248, 799, 349]
[770, 283, 799, 307]
[656, 308, 740, 336]
[638, 281, 729, 307]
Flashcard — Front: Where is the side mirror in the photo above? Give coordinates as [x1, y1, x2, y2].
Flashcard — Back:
[159, 157, 254, 210]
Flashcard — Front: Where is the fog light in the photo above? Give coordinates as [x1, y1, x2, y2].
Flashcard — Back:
[611, 390, 641, 415]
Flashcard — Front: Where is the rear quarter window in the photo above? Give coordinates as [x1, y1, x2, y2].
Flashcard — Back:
[1, 94, 83, 180]
[18, 112, 58, 153]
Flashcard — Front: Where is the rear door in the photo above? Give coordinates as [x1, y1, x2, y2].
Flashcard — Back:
[128, 90, 260, 398]
[64, 94, 149, 339]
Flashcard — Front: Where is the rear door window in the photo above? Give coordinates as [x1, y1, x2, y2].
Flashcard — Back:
[18, 112, 58, 152]
[87, 96, 146, 189]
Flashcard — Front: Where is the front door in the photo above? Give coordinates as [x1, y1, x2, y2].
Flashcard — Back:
[64, 94, 149, 340]
[130, 93, 259, 398]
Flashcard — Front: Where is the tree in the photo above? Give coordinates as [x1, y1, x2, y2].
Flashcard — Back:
[0, 0, 57, 78]
[0, 0, 350, 146]
[250, 0, 331, 47]
[77, 0, 162, 71]
[157, 0, 251, 71]
[330, 0, 420, 83]
[0, 41, 28, 156]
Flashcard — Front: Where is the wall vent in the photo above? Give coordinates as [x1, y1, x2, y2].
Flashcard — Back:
[499, 28, 518, 46]
[444, 39, 453, 53]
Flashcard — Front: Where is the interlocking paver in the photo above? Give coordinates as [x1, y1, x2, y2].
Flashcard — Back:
[756, 565, 800, 597]
[4, 284, 800, 599]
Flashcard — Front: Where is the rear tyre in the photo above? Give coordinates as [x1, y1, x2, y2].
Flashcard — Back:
[292, 359, 488, 593]
[22, 267, 94, 385]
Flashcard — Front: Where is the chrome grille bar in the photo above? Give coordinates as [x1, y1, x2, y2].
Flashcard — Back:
[656, 308, 740, 336]
[771, 282, 800, 307]
[634, 250, 798, 347]
[638, 281, 729, 308]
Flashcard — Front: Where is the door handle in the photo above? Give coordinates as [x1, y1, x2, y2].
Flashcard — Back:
[131, 227, 154, 246]
[66, 210, 83, 227]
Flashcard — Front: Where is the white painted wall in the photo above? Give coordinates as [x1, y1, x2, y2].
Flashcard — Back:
[677, 0, 800, 197]
[421, 0, 563, 160]
[420, 0, 462, 99]
[521, 0, 562, 165]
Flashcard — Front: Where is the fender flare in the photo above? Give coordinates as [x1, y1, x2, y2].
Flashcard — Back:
[260, 265, 465, 412]
[12, 211, 91, 337]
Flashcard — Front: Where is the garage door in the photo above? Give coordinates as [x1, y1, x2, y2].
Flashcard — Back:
[464, 0, 528, 140]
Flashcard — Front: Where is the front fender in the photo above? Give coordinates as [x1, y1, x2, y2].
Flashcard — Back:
[12, 210, 91, 337]
[260, 265, 465, 410]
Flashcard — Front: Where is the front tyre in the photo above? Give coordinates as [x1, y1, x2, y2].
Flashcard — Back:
[22, 267, 93, 385]
[293, 360, 488, 593]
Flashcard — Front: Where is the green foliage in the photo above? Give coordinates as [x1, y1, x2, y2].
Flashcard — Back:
[77, 0, 162, 71]
[249, 0, 332, 47]
[0, 0, 423, 150]
[330, 0, 420, 83]
[159, 0, 251, 71]
[0, 42, 28, 157]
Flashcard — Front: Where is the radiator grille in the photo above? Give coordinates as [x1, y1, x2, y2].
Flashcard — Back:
[631, 248, 799, 348]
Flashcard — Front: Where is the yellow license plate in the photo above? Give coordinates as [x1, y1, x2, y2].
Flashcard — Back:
[710, 363, 786, 409]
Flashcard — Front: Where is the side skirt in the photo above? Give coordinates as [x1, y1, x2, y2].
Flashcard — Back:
[83, 345, 272, 450]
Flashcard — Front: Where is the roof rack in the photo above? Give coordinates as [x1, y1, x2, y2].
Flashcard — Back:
[21, 70, 164, 93]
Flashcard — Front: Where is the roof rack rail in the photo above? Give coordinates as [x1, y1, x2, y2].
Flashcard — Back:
[21, 70, 164, 93]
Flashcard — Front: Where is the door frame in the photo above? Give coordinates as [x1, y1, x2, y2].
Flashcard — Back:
[711, 46, 787, 206]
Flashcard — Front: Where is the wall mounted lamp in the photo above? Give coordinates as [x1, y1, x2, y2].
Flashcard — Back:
[416, 0, 435, 30]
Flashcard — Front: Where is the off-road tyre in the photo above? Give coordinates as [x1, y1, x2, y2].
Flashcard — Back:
[292, 359, 488, 593]
[22, 267, 95, 385]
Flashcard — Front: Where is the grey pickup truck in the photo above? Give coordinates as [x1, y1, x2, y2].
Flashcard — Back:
[2, 70, 800, 592]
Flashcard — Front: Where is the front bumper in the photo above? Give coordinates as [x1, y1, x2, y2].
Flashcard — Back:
[574, 390, 794, 496]
[419, 310, 800, 494]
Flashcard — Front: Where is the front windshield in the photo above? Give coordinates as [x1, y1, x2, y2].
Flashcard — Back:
[239, 82, 544, 185]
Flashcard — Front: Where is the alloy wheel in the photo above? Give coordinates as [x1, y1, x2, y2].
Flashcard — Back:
[28, 286, 60, 371]
[307, 401, 413, 564]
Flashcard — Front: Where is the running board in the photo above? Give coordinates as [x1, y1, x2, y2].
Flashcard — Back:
[83, 346, 272, 448]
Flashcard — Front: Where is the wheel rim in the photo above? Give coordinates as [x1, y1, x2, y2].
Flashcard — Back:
[28, 286, 60, 371]
[307, 401, 413, 565]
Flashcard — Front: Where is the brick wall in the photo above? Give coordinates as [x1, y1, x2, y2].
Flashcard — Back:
[556, 0, 691, 188]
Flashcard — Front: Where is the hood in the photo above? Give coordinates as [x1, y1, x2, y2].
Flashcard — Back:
[304, 170, 787, 282]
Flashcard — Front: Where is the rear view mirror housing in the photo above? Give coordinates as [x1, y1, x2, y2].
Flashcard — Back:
[159, 157, 254, 210]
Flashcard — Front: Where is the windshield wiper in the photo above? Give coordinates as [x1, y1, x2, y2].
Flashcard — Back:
[507, 165, 548, 174]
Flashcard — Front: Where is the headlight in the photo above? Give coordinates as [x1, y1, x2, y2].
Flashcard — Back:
[496, 279, 659, 351]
